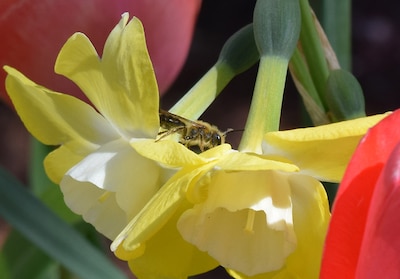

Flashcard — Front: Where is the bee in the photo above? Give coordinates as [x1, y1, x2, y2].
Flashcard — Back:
[157, 109, 232, 152]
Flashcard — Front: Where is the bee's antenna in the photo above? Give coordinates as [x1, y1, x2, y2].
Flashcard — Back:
[223, 128, 244, 136]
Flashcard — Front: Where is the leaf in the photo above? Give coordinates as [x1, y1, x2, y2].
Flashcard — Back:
[0, 229, 60, 279]
[0, 168, 127, 279]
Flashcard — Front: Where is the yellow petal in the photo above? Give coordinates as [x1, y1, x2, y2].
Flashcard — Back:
[44, 146, 85, 184]
[263, 114, 389, 182]
[111, 179, 184, 253]
[227, 268, 280, 279]
[185, 152, 298, 205]
[178, 170, 299, 276]
[283, 174, 330, 278]
[55, 14, 159, 139]
[127, 202, 218, 278]
[4, 66, 118, 149]
[199, 143, 233, 159]
[227, 174, 330, 279]
[130, 139, 209, 167]
[111, 165, 206, 254]
[217, 151, 299, 172]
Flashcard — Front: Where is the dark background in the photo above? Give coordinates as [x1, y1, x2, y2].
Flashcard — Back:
[164, 0, 400, 147]
[1, 1, 400, 278]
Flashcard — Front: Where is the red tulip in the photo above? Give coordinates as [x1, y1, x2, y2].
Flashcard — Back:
[0, 0, 201, 105]
[320, 110, 400, 279]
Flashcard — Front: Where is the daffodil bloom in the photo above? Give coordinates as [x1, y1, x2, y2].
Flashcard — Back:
[4, 13, 167, 240]
[112, 113, 388, 278]
[112, 143, 232, 278]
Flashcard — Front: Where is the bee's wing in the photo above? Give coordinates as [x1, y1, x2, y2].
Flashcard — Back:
[159, 109, 206, 128]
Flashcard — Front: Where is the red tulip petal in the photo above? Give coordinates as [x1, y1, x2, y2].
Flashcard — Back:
[320, 110, 400, 278]
[0, 0, 201, 105]
[356, 142, 400, 278]
[319, 165, 379, 279]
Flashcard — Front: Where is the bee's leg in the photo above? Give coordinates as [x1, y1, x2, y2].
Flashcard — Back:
[156, 127, 185, 142]
[199, 135, 205, 152]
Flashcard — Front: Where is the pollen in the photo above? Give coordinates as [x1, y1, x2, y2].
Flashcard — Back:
[244, 209, 256, 234]
[98, 191, 111, 203]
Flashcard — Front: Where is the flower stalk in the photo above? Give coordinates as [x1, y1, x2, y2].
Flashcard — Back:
[239, 0, 301, 153]
[321, 0, 352, 70]
[299, 0, 330, 96]
[239, 56, 289, 153]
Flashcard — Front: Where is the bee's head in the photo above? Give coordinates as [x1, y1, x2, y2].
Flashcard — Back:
[210, 132, 223, 146]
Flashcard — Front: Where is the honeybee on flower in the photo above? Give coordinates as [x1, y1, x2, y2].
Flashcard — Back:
[158, 109, 233, 152]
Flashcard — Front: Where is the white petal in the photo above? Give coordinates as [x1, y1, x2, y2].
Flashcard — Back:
[61, 138, 162, 238]
[65, 139, 129, 190]
[60, 178, 126, 239]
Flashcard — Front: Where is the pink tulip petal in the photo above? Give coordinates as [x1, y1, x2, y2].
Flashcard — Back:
[131, 0, 202, 93]
[321, 110, 400, 278]
[0, 0, 201, 105]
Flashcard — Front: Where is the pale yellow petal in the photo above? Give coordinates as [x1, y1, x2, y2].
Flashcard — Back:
[262, 114, 389, 182]
[127, 203, 218, 278]
[178, 170, 298, 276]
[226, 174, 330, 279]
[111, 164, 210, 254]
[44, 146, 85, 184]
[55, 14, 159, 139]
[54, 32, 103, 108]
[199, 143, 233, 159]
[66, 139, 161, 218]
[60, 177, 127, 240]
[178, 208, 295, 276]
[282, 174, 330, 278]
[4, 66, 118, 150]
[130, 139, 208, 167]
[217, 151, 299, 172]
[102, 15, 159, 135]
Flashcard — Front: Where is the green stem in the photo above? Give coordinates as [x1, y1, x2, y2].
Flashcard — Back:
[169, 63, 234, 119]
[290, 48, 325, 109]
[238, 56, 288, 153]
[299, 0, 330, 98]
[289, 49, 329, 125]
[171, 24, 259, 120]
[321, 0, 351, 70]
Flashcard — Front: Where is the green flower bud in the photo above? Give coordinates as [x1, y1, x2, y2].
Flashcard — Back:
[325, 69, 366, 121]
[253, 0, 301, 58]
[218, 24, 260, 75]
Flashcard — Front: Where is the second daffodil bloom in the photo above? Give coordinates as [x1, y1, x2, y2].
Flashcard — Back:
[112, 112, 388, 277]
[4, 13, 166, 240]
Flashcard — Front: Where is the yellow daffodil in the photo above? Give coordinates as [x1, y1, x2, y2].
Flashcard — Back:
[111, 143, 232, 278]
[112, 114, 388, 278]
[4, 13, 166, 240]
